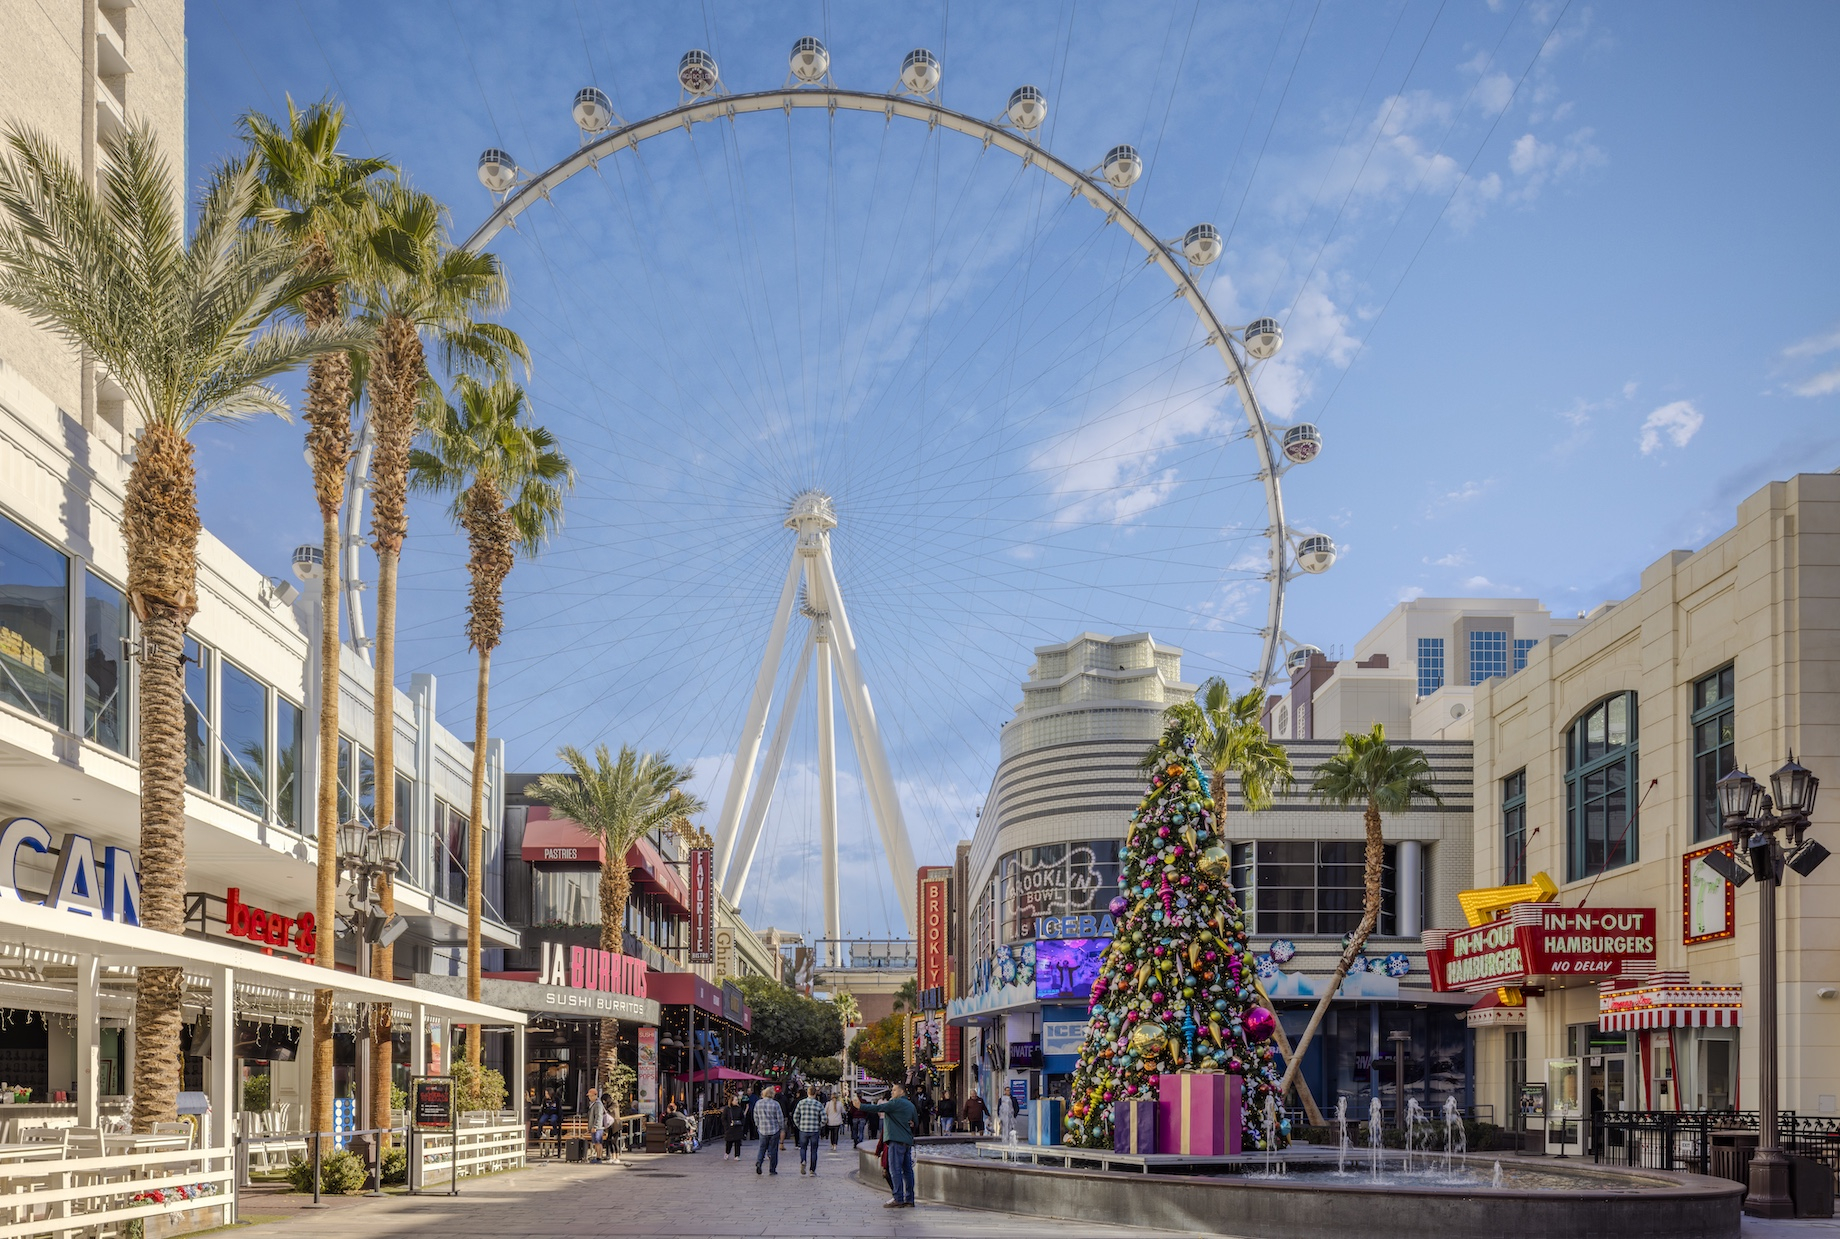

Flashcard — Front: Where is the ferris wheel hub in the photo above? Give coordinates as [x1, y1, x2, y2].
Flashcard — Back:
[785, 489, 838, 532]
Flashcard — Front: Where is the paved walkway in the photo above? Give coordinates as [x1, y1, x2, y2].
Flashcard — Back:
[234, 1141, 1205, 1238]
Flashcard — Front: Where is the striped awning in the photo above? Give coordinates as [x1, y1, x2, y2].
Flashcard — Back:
[1598, 973, 1741, 1030]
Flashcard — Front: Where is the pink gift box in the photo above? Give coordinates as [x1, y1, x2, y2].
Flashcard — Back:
[1155, 1072, 1241, 1157]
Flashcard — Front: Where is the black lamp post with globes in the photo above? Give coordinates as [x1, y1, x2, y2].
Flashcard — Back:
[1708, 759, 1825, 1219]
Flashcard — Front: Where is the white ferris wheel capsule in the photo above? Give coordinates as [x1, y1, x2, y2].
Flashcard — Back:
[1007, 85, 1048, 131]
[1281, 423, 1322, 465]
[1285, 644, 1323, 677]
[1243, 317, 1283, 360]
[900, 48, 941, 95]
[1182, 223, 1222, 267]
[678, 49, 720, 96]
[477, 149, 518, 193]
[1295, 535, 1337, 574]
[790, 37, 829, 84]
[572, 87, 614, 134]
[1101, 144, 1143, 190]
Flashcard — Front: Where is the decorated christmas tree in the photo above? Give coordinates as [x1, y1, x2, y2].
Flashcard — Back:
[1064, 717, 1289, 1151]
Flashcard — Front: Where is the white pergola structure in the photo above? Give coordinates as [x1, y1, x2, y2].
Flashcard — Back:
[712, 492, 917, 953]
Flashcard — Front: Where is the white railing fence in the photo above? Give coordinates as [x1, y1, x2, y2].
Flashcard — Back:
[0, 1146, 233, 1239]
[412, 1121, 524, 1188]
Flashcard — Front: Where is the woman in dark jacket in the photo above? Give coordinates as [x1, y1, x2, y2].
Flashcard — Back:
[721, 1091, 750, 1160]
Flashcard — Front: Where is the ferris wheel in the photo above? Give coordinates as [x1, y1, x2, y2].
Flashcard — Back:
[350, 37, 1336, 939]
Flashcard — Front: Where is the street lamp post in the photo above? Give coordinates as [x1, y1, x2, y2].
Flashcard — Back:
[1710, 759, 1826, 1219]
[337, 819, 408, 1188]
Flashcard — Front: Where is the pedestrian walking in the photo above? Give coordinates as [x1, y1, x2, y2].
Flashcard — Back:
[722, 1091, 750, 1160]
[937, 1092, 956, 1134]
[859, 1083, 919, 1209]
[823, 1091, 845, 1149]
[752, 1087, 785, 1175]
[849, 1095, 867, 1147]
[961, 1089, 987, 1136]
[586, 1087, 609, 1163]
[793, 1084, 826, 1175]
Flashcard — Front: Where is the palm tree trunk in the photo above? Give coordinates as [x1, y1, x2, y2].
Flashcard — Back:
[368, 547, 400, 1135]
[599, 864, 631, 1140]
[466, 644, 490, 1067]
[302, 309, 352, 1143]
[1215, 758, 1324, 1125]
[1278, 798, 1385, 1102]
[121, 422, 200, 1132]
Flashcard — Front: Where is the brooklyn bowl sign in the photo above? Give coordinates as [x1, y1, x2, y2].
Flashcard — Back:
[1422, 903, 1657, 993]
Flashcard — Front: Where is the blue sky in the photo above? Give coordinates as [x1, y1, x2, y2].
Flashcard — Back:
[180, 1, 1840, 940]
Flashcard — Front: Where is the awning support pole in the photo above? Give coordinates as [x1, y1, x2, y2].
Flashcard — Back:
[76, 953, 99, 1128]
[211, 965, 234, 1152]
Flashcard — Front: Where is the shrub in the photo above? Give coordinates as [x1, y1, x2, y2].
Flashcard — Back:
[380, 1145, 408, 1186]
[285, 1149, 364, 1195]
[451, 1058, 507, 1114]
[242, 1074, 271, 1114]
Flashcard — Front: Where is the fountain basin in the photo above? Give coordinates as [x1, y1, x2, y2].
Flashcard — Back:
[864, 1147, 1742, 1239]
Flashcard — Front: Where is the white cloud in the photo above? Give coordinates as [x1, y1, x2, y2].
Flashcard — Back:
[1637, 400, 1704, 454]
[1505, 129, 1604, 200]
[1397, 585, 1427, 603]
[1461, 575, 1522, 595]
[1781, 326, 1840, 360]
[1790, 369, 1840, 398]
[1427, 550, 1470, 567]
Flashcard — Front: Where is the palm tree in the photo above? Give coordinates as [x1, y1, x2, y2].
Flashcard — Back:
[527, 745, 703, 1137]
[0, 120, 360, 1130]
[1162, 677, 1321, 1120]
[1277, 724, 1444, 1103]
[356, 178, 527, 1133]
[242, 96, 388, 1140]
[411, 375, 572, 1062]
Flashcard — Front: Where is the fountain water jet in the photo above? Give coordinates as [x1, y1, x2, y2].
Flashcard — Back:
[1335, 1097, 1350, 1176]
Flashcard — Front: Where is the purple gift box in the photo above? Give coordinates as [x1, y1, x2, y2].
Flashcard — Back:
[1113, 1099, 1157, 1154]
[1154, 1072, 1242, 1157]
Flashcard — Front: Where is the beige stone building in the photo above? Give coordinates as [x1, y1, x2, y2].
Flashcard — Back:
[1, 0, 187, 456]
[1462, 470, 1840, 1136]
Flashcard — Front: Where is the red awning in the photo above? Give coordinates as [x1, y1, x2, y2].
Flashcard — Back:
[627, 835, 692, 915]
[1598, 973, 1742, 1030]
[1463, 989, 1528, 1027]
[686, 1067, 766, 1083]
[648, 970, 725, 1016]
[520, 808, 602, 862]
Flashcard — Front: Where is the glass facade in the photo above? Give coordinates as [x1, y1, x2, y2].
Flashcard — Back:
[995, 841, 1123, 942]
[1416, 637, 1444, 697]
[219, 659, 268, 815]
[1566, 693, 1638, 880]
[533, 866, 600, 926]
[0, 514, 68, 723]
[1502, 770, 1527, 884]
[1692, 665, 1735, 842]
[183, 637, 212, 793]
[437, 799, 468, 904]
[277, 697, 303, 831]
[1469, 630, 1509, 684]
[1513, 637, 1538, 672]
[83, 571, 128, 752]
[1245, 840, 1398, 936]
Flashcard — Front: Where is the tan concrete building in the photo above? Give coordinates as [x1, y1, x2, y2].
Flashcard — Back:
[1461, 470, 1840, 1136]
[1, 0, 187, 457]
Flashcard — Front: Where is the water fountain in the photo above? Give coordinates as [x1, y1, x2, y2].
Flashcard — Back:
[1492, 1159, 1505, 1189]
[1367, 1097, 1384, 1180]
[1442, 1097, 1467, 1178]
[1402, 1098, 1425, 1173]
[1334, 1097, 1350, 1176]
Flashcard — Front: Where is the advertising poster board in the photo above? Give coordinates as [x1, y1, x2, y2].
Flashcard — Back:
[637, 1026, 659, 1117]
[1034, 937, 1109, 1002]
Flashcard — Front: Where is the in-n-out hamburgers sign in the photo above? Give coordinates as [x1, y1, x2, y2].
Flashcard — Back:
[0, 817, 141, 924]
[1423, 903, 1657, 992]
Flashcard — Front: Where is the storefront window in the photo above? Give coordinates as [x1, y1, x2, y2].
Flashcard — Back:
[276, 697, 303, 830]
[1692, 666, 1735, 842]
[395, 773, 413, 881]
[533, 866, 600, 926]
[1249, 840, 1397, 936]
[997, 841, 1122, 941]
[1566, 693, 1638, 880]
[437, 799, 468, 904]
[1502, 770, 1527, 884]
[219, 659, 269, 815]
[183, 637, 212, 793]
[83, 571, 128, 752]
[0, 514, 68, 723]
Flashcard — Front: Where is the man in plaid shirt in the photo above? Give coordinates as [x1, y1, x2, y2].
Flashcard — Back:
[752, 1087, 785, 1175]
[792, 1085, 827, 1175]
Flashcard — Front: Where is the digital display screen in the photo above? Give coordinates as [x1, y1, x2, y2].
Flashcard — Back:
[1034, 937, 1110, 1001]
